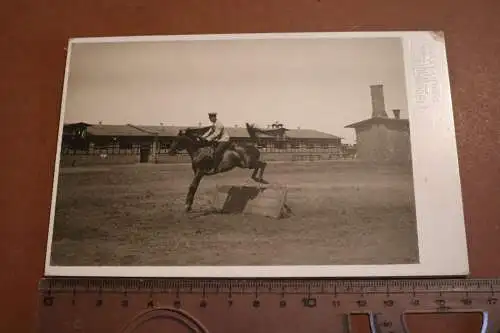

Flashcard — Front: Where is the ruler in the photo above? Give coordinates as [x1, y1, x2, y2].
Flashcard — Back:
[37, 277, 500, 333]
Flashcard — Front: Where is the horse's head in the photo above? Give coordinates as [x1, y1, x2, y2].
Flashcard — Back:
[167, 130, 191, 155]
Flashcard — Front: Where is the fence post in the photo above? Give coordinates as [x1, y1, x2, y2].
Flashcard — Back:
[149, 136, 159, 163]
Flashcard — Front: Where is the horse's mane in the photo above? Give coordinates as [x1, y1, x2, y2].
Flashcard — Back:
[176, 127, 212, 148]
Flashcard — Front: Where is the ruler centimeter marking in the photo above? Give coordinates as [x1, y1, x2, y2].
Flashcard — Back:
[38, 278, 500, 333]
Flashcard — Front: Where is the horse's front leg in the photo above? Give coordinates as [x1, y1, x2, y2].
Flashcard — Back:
[185, 171, 204, 212]
[251, 160, 267, 182]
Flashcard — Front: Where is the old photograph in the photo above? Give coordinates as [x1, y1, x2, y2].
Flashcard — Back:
[44, 32, 469, 277]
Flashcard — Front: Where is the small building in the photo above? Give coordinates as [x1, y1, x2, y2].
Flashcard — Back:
[61, 123, 158, 162]
[345, 84, 412, 165]
[62, 122, 156, 149]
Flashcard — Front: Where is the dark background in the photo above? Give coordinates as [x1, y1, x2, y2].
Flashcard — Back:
[1, 0, 499, 332]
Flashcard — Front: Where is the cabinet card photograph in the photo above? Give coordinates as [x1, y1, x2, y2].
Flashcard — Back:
[44, 31, 469, 278]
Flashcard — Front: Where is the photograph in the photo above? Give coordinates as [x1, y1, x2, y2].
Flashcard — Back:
[44, 31, 469, 277]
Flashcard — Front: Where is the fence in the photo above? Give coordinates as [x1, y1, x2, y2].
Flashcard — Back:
[60, 142, 346, 155]
[61, 143, 142, 156]
[59, 141, 355, 167]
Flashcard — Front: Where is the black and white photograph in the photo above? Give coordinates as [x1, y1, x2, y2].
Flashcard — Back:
[44, 31, 469, 277]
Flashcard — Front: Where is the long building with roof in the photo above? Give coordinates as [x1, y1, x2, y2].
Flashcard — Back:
[60, 121, 347, 166]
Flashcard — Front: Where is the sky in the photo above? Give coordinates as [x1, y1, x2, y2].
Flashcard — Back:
[62, 36, 409, 144]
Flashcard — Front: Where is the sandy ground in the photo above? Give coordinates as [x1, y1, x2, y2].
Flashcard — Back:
[49, 160, 419, 266]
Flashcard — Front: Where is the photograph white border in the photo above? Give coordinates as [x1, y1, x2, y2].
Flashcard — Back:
[44, 31, 469, 278]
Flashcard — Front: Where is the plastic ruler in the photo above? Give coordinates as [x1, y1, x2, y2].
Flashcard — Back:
[37, 277, 500, 333]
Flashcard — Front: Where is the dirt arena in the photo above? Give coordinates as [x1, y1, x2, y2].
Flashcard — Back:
[49, 160, 420, 267]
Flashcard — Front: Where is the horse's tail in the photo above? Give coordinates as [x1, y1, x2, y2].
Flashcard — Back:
[245, 123, 261, 146]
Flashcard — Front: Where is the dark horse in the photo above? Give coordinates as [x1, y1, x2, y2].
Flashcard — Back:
[167, 123, 268, 212]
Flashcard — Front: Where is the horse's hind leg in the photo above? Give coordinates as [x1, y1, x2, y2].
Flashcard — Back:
[251, 166, 259, 180]
[258, 161, 267, 182]
[251, 160, 267, 183]
[250, 159, 260, 180]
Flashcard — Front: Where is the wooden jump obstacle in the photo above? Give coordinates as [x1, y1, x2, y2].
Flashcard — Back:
[211, 183, 288, 219]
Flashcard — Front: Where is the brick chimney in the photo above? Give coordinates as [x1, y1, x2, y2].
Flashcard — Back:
[392, 109, 401, 119]
[370, 84, 388, 118]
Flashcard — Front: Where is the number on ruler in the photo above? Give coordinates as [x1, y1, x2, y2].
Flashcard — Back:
[147, 299, 154, 308]
[461, 298, 472, 305]
[302, 297, 317, 308]
[383, 299, 395, 307]
[357, 299, 367, 307]
[435, 299, 446, 306]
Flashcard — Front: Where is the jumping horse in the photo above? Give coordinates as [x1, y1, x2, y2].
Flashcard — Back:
[167, 123, 268, 212]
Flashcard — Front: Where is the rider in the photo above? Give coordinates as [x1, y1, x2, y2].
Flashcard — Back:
[201, 112, 231, 172]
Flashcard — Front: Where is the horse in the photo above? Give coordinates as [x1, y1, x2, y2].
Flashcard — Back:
[167, 125, 268, 212]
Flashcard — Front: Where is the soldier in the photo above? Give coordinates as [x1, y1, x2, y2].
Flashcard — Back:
[201, 112, 231, 172]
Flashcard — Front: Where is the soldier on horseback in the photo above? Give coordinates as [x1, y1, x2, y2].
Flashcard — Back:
[201, 112, 231, 173]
